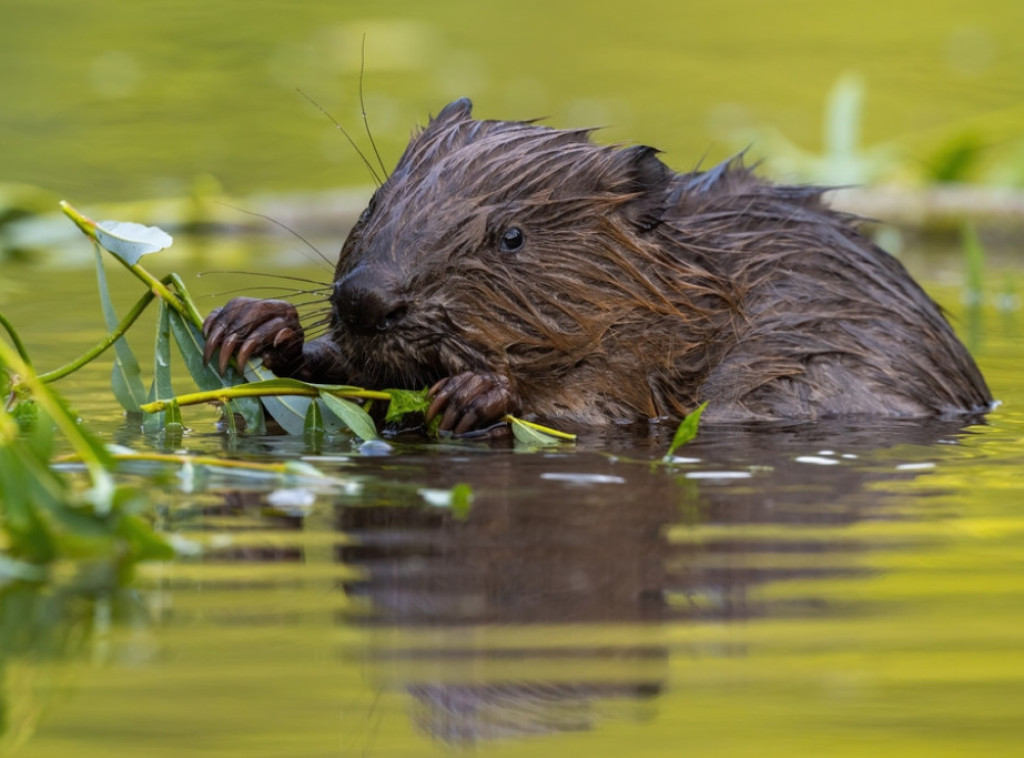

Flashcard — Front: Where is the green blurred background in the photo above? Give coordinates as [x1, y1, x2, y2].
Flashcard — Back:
[3, 0, 1024, 204]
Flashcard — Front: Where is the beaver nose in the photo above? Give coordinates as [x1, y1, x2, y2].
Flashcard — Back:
[332, 268, 408, 335]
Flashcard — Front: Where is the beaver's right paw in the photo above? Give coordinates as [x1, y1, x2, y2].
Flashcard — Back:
[202, 297, 305, 376]
[425, 372, 522, 436]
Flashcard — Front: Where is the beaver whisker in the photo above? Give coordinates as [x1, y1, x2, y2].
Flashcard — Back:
[205, 285, 326, 301]
[212, 206, 336, 269]
[198, 270, 331, 287]
[297, 88, 383, 188]
[289, 297, 332, 311]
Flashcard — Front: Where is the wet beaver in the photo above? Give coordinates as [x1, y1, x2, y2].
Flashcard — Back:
[203, 98, 992, 434]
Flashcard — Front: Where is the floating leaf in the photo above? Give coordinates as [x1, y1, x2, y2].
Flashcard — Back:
[663, 402, 708, 462]
[507, 415, 576, 447]
[319, 392, 379, 441]
[94, 245, 146, 412]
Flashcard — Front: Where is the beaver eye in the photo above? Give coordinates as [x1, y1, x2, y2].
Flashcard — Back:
[500, 227, 525, 254]
[357, 191, 379, 226]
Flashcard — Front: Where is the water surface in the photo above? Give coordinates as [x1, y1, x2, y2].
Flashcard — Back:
[2, 243, 1024, 757]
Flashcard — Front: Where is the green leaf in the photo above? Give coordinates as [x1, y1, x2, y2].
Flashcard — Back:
[663, 402, 708, 462]
[143, 303, 173, 432]
[507, 415, 575, 447]
[0, 442, 60, 563]
[242, 362, 309, 435]
[166, 400, 183, 427]
[167, 309, 263, 433]
[93, 219, 173, 266]
[304, 397, 325, 435]
[94, 245, 146, 412]
[11, 399, 38, 430]
[384, 387, 431, 423]
[319, 392, 379, 441]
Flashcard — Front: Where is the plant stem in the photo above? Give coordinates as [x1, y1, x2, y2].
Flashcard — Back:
[39, 289, 156, 383]
[0, 311, 32, 367]
[141, 385, 392, 413]
[59, 201, 197, 327]
[0, 339, 114, 497]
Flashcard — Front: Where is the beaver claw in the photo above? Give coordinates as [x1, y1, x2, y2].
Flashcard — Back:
[426, 372, 521, 436]
[202, 297, 305, 376]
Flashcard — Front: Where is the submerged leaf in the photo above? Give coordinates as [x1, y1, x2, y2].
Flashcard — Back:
[663, 402, 708, 462]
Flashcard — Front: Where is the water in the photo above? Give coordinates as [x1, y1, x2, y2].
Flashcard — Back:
[4, 1, 1024, 753]
[3, 242, 1024, 755]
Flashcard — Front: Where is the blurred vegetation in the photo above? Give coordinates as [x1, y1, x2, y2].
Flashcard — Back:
[1, 0, 1023, 205]
[0, 1, 1021, 266]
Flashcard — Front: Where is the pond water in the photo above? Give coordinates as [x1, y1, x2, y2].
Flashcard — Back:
[4, 1, 1024, 754]
[2, 237, 1024, 757]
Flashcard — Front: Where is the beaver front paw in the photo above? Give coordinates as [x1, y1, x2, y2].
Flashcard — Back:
[426, 372, 521, 436]
[202, 297, 305, 376]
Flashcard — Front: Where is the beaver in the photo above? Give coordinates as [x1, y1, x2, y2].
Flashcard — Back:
[202, 98, 992, 434]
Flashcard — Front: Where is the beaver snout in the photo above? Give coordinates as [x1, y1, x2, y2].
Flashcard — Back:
[332, 267, 409, 335]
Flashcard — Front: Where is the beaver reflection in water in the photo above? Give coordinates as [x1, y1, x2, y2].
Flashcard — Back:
[203, 98, 992, 434]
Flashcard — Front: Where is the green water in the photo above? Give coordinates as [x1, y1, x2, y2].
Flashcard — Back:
[3, 0, 1024, 202]
[4, 1, 1024, 755]
[2, 245, 1024, 756]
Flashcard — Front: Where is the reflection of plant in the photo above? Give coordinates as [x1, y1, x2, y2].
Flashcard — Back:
[0, 573, 150, 752]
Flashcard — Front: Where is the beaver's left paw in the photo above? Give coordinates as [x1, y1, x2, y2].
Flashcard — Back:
[426, 372, 521, 436]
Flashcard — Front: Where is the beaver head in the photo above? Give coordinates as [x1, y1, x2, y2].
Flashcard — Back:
[327, 98, 733, 421]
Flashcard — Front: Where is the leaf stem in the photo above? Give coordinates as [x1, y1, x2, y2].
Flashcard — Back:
[0, 310, 32, 367]
[38, 289, 157, 383]
[0, 339, 115, 501]
[141, 384, 391, 413]
[60, 201, 195, 326]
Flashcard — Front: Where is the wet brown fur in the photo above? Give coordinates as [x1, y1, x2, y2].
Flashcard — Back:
[296, 99, 992, 424]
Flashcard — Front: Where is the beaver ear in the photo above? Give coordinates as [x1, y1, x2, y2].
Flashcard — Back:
[431, 98, 473, 127]
[618, 145, 671, 232]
